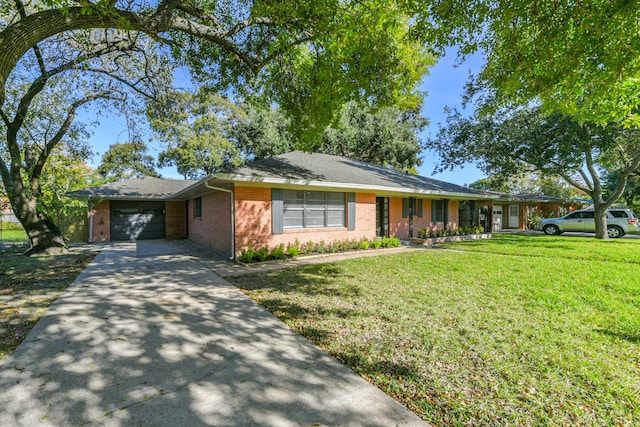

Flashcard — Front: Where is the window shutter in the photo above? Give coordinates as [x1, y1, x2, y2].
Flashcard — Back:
[417, 199, 423, 218]
[347, 193, 356, 231]
[443, 199, 449, 226]
[402, 198, 409, 218]
[272, 188, 283, 234]
[431, 200, 437, 223]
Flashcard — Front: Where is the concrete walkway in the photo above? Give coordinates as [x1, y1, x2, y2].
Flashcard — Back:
[0, 241, 428, 426]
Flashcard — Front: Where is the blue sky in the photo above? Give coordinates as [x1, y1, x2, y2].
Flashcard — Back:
[82, 49, 486, 185]
[417, 48, 484, 185]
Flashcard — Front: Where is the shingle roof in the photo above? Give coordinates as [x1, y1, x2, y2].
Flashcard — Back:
[212, 151, 490, 198]
[489, 191, 575, 203]
[66, 176, 196, 200]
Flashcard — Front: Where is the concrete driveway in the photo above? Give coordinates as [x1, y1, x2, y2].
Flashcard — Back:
[0, 241, 427, 426]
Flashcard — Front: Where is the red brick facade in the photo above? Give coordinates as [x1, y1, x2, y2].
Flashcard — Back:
[187, 191, 232, 256]
[90, 187, 474, 258]
[91, 200, 111, 242]
[233, 187, 377, 258]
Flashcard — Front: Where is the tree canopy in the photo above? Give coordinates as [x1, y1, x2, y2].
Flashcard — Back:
[413, 1, 640, 126]
[320, 101, 427, 172]
[98, 141, 160, 181]
[427, 106, 640, 238]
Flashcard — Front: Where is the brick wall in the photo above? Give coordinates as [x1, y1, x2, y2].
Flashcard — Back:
[389, 197, 460, 238]
[91, 200, 110, 242]
[234, 187, 377, 257]
[187, 192, 232, 256]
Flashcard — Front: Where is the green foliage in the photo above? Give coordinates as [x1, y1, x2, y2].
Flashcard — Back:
[97, 141, 159, 181]
[254, 247, 269, 262]
[286, 239, 300, 258]
[239, 244, 255, 263]
[360, 237, 370, 250]
[412, 0, 640, 125]
[149, 91, 246, 179]
[269, 244, 285, 260]
[319, 101, 428, 171]
[239, 235, 401, 263]
[427, 106, 640, 238]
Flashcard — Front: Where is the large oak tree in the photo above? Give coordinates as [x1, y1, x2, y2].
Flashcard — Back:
[0, 0, 430, 254]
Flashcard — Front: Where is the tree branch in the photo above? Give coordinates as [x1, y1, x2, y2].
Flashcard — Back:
[29, 91, 116, 193]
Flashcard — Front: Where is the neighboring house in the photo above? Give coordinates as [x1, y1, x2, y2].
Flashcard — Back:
[489, 192, 584, 231]
[68, 151, 497, 258]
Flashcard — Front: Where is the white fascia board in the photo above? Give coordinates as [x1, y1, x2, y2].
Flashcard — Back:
[212, 173, 498, 200]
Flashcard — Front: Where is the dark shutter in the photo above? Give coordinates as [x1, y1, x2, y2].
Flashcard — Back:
[443, 199, 449, 226]
[347, 192, 356, 231]
[272, 188, 283, 234]
[417, 199, 423, 218]
[402, 198, 409, 218]
[431, 200, 437, 223]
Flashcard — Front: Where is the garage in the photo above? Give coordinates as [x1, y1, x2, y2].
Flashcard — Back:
[110, 200, 166, 241]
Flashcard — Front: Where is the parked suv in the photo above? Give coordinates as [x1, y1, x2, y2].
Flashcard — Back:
[535, 208, 638, 238]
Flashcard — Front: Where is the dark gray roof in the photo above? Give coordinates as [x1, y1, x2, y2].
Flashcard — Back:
[66, 176, 197, 200]
[490, 191, 575, 203]
[210, 151, 490, 198]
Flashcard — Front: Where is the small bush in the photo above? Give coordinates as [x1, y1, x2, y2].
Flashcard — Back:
[270, 243, 286, 260]
[287, 239, 300, 257]
[306, 241, 316, 253]
[372, 239, 382, 249]
[317, 240, 327, 253]
[254, 247, 269, 262]
[417, 228, 426, 238]
[239, 243, 255, 263]
[360, 237, 371, 249]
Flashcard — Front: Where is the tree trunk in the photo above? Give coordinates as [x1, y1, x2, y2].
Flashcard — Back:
[592, 202, 609, 240]
[9, 192, 67, 256]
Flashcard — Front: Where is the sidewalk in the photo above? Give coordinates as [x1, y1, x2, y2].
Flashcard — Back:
[0, 241, 428, 426]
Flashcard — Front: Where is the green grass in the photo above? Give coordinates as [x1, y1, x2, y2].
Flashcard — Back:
[0, 228, 28, 243]
[229, 234, 640, 426]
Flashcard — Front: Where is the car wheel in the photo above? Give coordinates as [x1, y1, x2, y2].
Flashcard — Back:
[607, 226, 624, 238]
[543, 224, 561, 235]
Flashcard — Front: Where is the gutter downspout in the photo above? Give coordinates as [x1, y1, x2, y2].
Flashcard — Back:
[204, 182, 235, 260]
[88, 200, 94, 243]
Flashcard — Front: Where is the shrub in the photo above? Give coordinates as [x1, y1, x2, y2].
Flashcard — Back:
[317, 240, 327, 253]
[360, 237, 371, 250]
[305, 241, 316, 253]
[270, 243, 286, 260]
[254, 247, 269, 262]
[239, 243, 255, 263]
[372, 239, 382, 249]
[287, 239, 300, 257]
[417, 228, 427, 238]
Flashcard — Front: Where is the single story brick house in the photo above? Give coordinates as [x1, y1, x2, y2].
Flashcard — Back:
[69, 152, 498, 258]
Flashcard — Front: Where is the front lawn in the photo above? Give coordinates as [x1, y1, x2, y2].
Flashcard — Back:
[229, 234, 640, 426]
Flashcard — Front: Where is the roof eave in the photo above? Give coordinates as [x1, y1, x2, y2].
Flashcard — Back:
[211, 173, 497, 200]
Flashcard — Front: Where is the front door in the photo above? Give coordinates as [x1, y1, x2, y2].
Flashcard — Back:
[508, 204, 520, 228]
[376, 197, 389, 237]
[493, 205, 503, 231]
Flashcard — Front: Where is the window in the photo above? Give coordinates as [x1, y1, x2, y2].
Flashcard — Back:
[281, 190, 345, 229]
[432, 200, 445, 223]
[194, 197, 202, 218]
